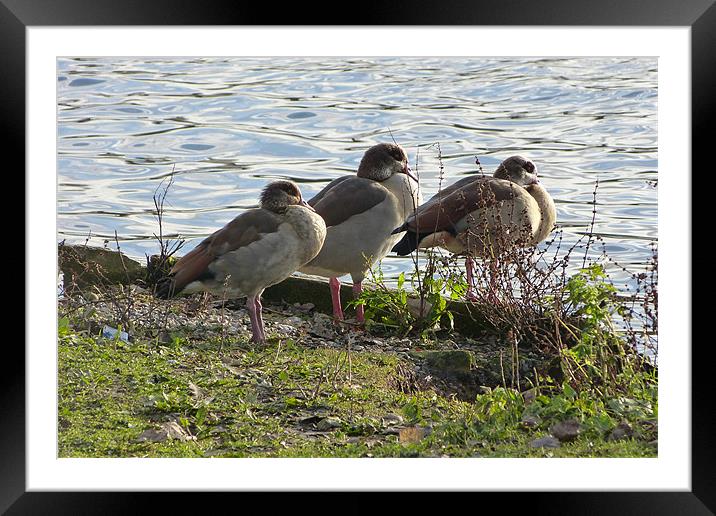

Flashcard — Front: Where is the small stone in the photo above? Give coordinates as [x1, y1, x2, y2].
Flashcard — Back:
[608, 422, 634, 441]
[312, 313, 332, 324]
[529, 436, 561, 448]
[256, 378, 272, 389]
[135, 421, 194, 443]
[298, 415, 323, 426]
[316, 417, 342, 431]
[135, 428, 168, 443]
[399, 426, 431, 443]
[549, 419, 581, 442]
[521, 414, 541, 428]
[308, 314, 336, 338]
[274, 324, 296, 334]
[381, 414, 404, 426]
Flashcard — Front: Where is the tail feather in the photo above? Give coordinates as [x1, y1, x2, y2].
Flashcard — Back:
[391, 232, 419, 256]
[154, 277, 179, 299]
[153, 243, 215, 299]
[391, 222, 408, 235]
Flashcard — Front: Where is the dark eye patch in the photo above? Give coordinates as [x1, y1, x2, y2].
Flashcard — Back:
[524, 161, 535, 173]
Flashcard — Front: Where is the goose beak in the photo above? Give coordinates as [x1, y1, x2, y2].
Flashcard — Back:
[403, 164, 419, 183]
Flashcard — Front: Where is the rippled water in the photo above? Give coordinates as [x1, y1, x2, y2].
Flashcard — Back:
[57, 56, 657, 292]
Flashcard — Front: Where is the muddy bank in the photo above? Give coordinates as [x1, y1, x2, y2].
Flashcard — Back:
[59, 243, 493, 335]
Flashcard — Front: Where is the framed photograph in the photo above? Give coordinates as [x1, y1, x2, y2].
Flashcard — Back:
[8, 0, 709, 512]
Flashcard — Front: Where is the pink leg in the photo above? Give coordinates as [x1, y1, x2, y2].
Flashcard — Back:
[352, 282, 365, 324]
[465, 257, 478, 301]
[246, 295, 265, 343]
[255, 296, 266, 342]
[329, 277, 344, 320]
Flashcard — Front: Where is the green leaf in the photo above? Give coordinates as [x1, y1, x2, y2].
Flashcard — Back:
[195, 406, 207, 426]
[562, 382, 577, 400]
[58, 317, 71, 336]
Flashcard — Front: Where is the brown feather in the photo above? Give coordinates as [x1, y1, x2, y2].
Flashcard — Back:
[405, 178, 523, 234]
[429, 173, 484, 200]
[165, 209, 282, 295]
[168, 243, 215, 294]
[310, 177, 388, 228]
[307, 176, 351, 208]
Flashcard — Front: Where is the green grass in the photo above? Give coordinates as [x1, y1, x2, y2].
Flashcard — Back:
[58, 322, 656, 458]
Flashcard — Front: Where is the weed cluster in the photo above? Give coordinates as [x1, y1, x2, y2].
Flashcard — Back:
[350, 264, 462, 338]
[145, 169, 185, 289]
[353, 150, 657, 431]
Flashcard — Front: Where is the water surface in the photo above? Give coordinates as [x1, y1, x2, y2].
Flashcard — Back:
[57, 56, 657, 293]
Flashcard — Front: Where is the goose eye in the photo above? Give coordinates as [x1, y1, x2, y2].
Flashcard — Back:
[524, 162, 535, 173]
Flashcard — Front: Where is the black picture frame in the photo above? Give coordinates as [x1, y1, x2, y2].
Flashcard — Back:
[6, 0, 708, 513]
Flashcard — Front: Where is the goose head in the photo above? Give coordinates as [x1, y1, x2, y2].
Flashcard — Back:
[357, 143, 418, 182]
[260, 180, 313, 213]
[493, 155, 540, 187]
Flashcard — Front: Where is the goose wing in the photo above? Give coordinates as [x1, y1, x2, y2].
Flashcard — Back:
[156, 209, 282, 297]
[309, 176, 389, 228]
[404, 177, 524, 234]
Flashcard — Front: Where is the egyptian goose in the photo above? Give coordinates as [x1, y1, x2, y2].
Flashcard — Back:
[391, 156, 556, 298]
[299, 143, 422, 322]
[155, 180, 326, 343]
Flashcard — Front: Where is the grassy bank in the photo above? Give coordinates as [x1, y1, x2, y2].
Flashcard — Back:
[58, 285, 657, 458]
